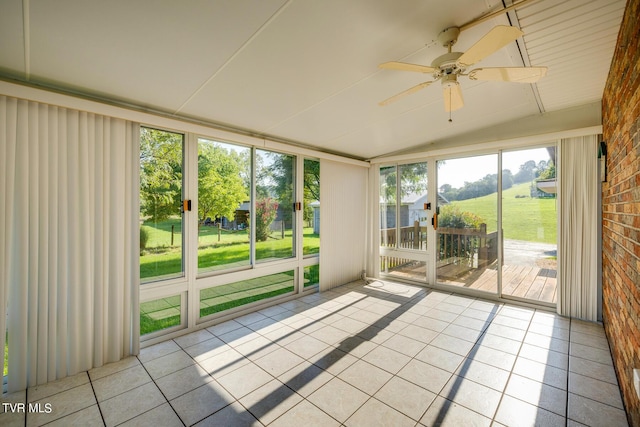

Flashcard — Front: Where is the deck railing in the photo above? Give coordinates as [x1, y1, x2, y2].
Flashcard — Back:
[437, 223, 498, 268]
[380, 222, 498, 271]
[380, 221, 428, 270]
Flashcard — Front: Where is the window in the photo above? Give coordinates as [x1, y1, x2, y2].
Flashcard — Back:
[140, 295, 183, 336]
[139, 127, 185, 282]
[304, 264, 320, 288]
[379, 162, 429, 281]
[200, 271, 295, 319]
[303, 159, 320, 257]
[139, 128, 321, 340]
[197, 138, 251, 274]
[255, 149, 295, 263]
[379, 165, 397, 247]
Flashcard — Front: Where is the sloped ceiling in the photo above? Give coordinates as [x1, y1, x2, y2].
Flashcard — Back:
[0, 0, 626, 159]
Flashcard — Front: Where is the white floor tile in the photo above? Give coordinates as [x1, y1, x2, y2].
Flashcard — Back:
[420, 396, 492, 427]
[13, 281, 629, 427]
[374, 376, 436, 421]
[308, 377, 368, 422]
[345, 398, 415, 427]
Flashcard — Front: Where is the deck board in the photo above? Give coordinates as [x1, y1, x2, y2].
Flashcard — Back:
[386, 260, 556, 305]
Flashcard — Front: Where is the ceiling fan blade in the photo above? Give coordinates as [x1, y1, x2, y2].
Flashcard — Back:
[379, 61, 436, 73]
[379, 81, 433, 106]
[457, 25, 524, 67]
[468, 67, 548, 83]
[443, 82, 464, 112]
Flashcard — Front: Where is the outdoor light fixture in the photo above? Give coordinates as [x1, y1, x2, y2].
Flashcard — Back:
[598, 141, 607, 182]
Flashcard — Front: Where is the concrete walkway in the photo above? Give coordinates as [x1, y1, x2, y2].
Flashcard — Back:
[503, 239, 557, 267]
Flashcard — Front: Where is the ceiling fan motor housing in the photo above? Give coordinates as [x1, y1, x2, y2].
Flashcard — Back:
[431, 52, 464, 78]
[438, 27, 460, 48]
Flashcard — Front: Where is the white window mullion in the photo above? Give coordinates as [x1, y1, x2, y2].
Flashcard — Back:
[296, 156, 304, 292]
[497, 151, 503, 297]
[185, 132, 199, 329]
[427, 158, 437, 285]
[250, 147, 257, 267]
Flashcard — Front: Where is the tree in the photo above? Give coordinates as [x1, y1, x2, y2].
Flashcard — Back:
[256, 151, 294, 228]
[502, 169, 514, 190]
[380, 163, 428, 203]
[303, 159, 320, 225]
[198, 143, 248, 225]
[140, 128, 183, 222]
[514, 160, 537, 183]
[536, 160, 548, 178]
[537, 160, 556, 180]
[399, 163, 428, 196]
[304, 159, 320, 202]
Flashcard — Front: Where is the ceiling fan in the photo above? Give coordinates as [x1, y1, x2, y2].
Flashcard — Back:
[378, 25, 547, 113]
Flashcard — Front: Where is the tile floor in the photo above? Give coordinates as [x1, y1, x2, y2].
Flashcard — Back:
[0, 280, 629, 426]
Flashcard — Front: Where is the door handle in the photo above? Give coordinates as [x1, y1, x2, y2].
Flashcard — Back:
[432, 213, 438, 230]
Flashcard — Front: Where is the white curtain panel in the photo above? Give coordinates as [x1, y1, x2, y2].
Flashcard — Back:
[0, 96, 140, 392]
[558, 134, 599, 320]
[319, 160, 368, 291]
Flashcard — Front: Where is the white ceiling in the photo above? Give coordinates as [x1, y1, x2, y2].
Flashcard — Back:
[0, 0, 626, 160]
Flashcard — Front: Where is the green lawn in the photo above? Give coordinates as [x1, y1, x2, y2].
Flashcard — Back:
[140, 272, 298, 336]
[199, 271, 295, 318]
[450, 182, 557, 244]
[140, 295, 182, 336]
[140, 220, 319, 280]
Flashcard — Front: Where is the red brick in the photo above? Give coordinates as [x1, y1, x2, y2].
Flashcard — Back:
[602, 0, 640, 425]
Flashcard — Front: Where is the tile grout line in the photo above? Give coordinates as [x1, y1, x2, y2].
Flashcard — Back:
[86, 372, 107, 427]
[488, 306, 536, 425]
[16, 283, 625, 426]
[135, 350, 187, 427]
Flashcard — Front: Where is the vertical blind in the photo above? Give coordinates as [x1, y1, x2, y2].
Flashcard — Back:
[0, 96, 139, 392]
[558, 134, 599, 320]
[319, 160, 368, 291]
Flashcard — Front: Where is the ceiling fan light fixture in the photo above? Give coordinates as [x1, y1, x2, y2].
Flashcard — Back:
[442, 75, 464, 112]
[441, 73, 459, 88]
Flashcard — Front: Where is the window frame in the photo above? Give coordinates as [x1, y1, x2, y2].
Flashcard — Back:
[140, 129, 321, 343]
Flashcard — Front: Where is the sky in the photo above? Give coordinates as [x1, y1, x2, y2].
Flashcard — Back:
[438, 147, 552, 189]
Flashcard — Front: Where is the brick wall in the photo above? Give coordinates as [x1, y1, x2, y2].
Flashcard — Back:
[602, 0, 640, 425]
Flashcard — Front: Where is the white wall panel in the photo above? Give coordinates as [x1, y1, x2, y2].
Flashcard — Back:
[319, 160, 368, 291]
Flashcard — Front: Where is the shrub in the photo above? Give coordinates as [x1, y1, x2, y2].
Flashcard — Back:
[255, 198, 279, 241]
[140, 226, 151, 253]
[438, 205, 483, 229]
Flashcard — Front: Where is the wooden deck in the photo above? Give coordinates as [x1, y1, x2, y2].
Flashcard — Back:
[439, 264, 557, 304]
[385, 261, 557, 304]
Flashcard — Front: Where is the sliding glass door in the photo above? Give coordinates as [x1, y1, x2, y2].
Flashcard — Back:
[139, 127, 186, 336]
[379, 162, 431, 281]
[436, 155, 499, 295]
[378, 146, 557, 307]
[501, 147, 557, 304]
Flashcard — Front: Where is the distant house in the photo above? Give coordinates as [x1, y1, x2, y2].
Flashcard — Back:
[234, 201, 250, 228]
[310, 201, 320, 234]
[535, 178, 557, 196]
[380, 192, 449, 229]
